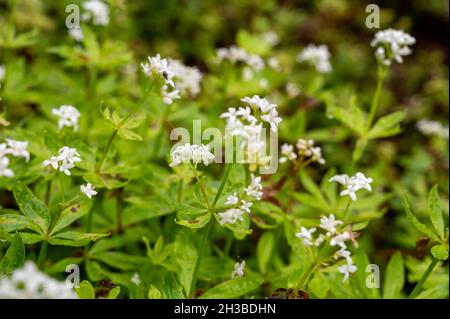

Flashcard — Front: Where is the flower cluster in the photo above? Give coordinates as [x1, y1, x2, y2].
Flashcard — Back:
[169, 143, 215, 167]
[43, 146, 81, 176]
[280, 139, 325, 165]
[82, 0, 109, 26]
[218, 174, 263, 225]
[296, 44, 332, 73]
[80, 183, 97, 199]
[231, 260, 246, 278]
[0, 261, 77, 299]
[168, 58, 203, 97]
[296, 214, 357, 282]
[141, 54, 175, 87]
[68, 27, 84, 42]
[216, 46, 265, 71]
[371, 28, 415, 66]
[329, 172, 373, 201]
[416, 119, 449, 139]
[0, 138, 30, 178]
[52, 105, 81, 131]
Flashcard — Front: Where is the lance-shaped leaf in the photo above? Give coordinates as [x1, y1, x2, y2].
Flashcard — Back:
[200, 273, 263, 299]
[428, 185, 445, 240]
[367, 111, 405, 139]
[0, 213, 42, 233]
[0, 233, 25, 275]
[48, 231, 110, 247]
[402, 192, 440, 242]
[383, 251, 405, 299]
[12, 183, 51, 235]
[50, 199, 94, 235]
[175, 212, 211, 229]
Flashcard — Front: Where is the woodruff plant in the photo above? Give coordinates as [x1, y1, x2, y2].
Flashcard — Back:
[0, 0, 448, 300]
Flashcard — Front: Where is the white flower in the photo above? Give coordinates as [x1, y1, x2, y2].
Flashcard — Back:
[319, 214, 343, 236]
[82, 0, 109, 26]
[0, 143, 8, 158]
[261, 109, 282, 133]
[338, 262, 357, 283]
[231, 260, 246, 278]
[80, 183, 97, 199]
[161, 85, 180, 105]
[169, 143, 215, 167]
[52, 105, 81, 131]
[216, 46, 265, 71]
[131, 273, 141, 286]
[296, 139, 325, 165]
[0, 157, 14, 178]
[0, 261, 77, 299]
[43, 146, 81, 176]
[241, 95, 276, 113]
[295, 227, 317, 246]
[244, 174, 263, 200]
[279, 143, 297, 163]
[267, 57, 281, 71]
[417, 119, 449, 139]
[330, 231, 351, 249]
[168, 58, 202, 97]
[371, 29, 415, 65]
[218, 208, 244, 225]
[329, 172, 373, 201]
[225, 192, 239, 206]
[286, 82, 300, 98]
[5, 138, 30, 162]
[0, 65, 5, 82]
[334, 248, 353, 264]
[240, 200, 253, 213]
[68, 28, 84, 41]
[141, 54, 175, 87]
[297, 44, 332, 73]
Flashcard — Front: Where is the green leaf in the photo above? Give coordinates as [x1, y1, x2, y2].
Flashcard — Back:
[92, 251, 148, 271]
[256, 231, 274, 274]
[107, 286, 121, 299]
[160, 272, 185, 299]
[174, 231, 198, 296]
[0, 213, 42, 233]
[367, 111, 406, 139]
[428, 185, 445, 239]
[175, 212, 211, 229]
[308, 271, 330, 298]
[51, 200, 93, 235]
[383, 251, 404, 299]
[148, 284, 162, 299]
[402, 193, 440, 242]
[431, 244, 449, 261]
[75, 280, 96, 299]
[12, 183, 51, 235]
[0, 233, 25, 275]
[49, 231, 110, 247]
[200, 273, 263, 299]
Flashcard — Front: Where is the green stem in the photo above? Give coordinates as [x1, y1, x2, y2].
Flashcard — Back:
[152, 105, 171, 158]
[189, 218, 213, 298]
[191, 165, 210, 209]
[177, 179, 183, 203]
[366, 65, 387, 129]
[38, 241, 48, 268]
[343, 198, 352, 222]
[97, 129, 118, 173]
[59, 173, 65, 202]
[212, 163, 233, 208]
[116, 189, 123, 234]
[409, 258, 439, 299]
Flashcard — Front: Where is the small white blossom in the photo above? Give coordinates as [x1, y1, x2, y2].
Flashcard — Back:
[216, 46, 265, 71]
[5, 138, 30, 162]
[244, 174, 263, 200]
[0, 261, 77, 299]
[295, 227, 317, 246]
[80, 183, 97, 199]
[334, 248, 353, 264]
[262, 31, 279, 46]
[279, 143, 297, 163]
[371, 29, 415, 65]
[240, 200, 253, 213]
[296, 139, 325, 164]
[286, 82, 300, 98]
[329, 172, 373, 201]
[218, 208, 244, 225]
[417, 119, 449, 139]
[43, 146, 81, 176]
[261, 109, 282, 133]
[168, 58, 202, 97]
[319, 214, 343, 236]
[169, 143, 215, 167]
[0, 157, 14, 178]
[338, 262, 357, 283]
[330, 231, 351, 249]
[68, 28, 84, 41]
[82, 0, 109, 26]
[52, 105, 81, 131]
[161, 85, 180, 105]
[225, 192, 239, 206]
[297, 44, 332, 73]
[241, 95, 276, 113]
[231, 260, 246, 278]
[141, 54, 175, 87]
[131, 273, 141, 286]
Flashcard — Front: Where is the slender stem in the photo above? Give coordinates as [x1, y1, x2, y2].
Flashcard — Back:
[152, 105, 171, 158]
[343, 198, 352, 222]
[212, 163, 233, 208]
[177, 179, 183, 203]
[59, 173, 65, 202]
[45, 179, 51, 205]
[38, 241, 48, 268]
[191, 165, 210, 208]
[297, 261, 318, 289]
[116, 189, 123, 233]
[97, 129, 118, 173]
[409, 258, 439, 299]
[366, 65, 387, 129]
[189, 218, 213, 298]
